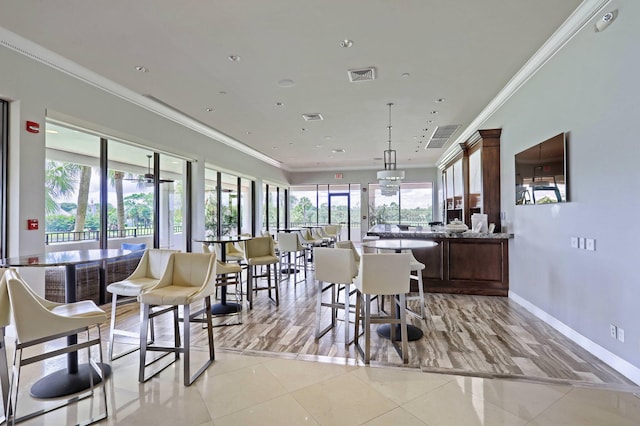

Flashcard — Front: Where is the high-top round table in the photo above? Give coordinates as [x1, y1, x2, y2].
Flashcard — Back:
[196, 235, 252, 315]
[361, 239, 438, 341]
[0, 249, 133, 398]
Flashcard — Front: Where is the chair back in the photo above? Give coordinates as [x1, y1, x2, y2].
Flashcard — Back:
[202, 243, 212, 253]
[173, 252, 217, 286]
[355, 253, 411, 296]
[314, 248, 356, 284]
[121, 242, 146, 251]
[324, 225, 338, 235]
[244, 236, 274, 259]
[336, 240, 360, 264]
[131, 248, 178, 280]
[277, 232, 302, 252]
[310, 228, 324, 240]
[0, 268, 10, 328]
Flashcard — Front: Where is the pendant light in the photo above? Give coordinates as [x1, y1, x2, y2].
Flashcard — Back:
[376, 103, 405, 182]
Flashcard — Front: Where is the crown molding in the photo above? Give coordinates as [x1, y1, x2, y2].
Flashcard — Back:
[436, 0, 611, 169]
[0, 26, 282, 169]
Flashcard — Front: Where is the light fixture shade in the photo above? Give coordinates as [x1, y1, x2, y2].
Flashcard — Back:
[379, 179, 400, 188]
[377, 169, 405, 181]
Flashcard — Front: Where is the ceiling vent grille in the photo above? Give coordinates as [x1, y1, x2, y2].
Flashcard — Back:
[348, 67, 376, 82]
[425, 124, 460, 149]
[302, 113, 324, 121]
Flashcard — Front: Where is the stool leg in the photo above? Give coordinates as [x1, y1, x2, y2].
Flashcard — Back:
[108, 294, 119, 361]
[138, 303, 150, 382]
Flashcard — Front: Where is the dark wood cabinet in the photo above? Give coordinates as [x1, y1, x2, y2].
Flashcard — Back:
[441, 129, 502, 231]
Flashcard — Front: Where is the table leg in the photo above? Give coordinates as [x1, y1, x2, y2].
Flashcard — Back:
[30, 264, 111, 399]
[211, 244, 242, 315]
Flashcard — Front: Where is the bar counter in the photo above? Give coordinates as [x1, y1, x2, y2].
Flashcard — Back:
[366, 225, 514, 296]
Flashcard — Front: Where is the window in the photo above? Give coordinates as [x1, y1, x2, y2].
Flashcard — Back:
[369, 182, 433, 226]
[289, 185, 318, 226]
[45, 123, 101, 246]
[107, 141, 155, 247]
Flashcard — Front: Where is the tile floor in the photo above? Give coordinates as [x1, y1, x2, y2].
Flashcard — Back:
[10, 347, 640, 425]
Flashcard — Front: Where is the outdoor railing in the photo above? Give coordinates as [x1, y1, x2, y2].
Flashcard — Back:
[45, 225, 183, 244]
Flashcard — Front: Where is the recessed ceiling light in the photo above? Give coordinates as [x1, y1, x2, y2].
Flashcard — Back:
[339, 39, 353, 48]
[135, 66, 148, 72]
[205, 107, 214, 112]
[272, 146, 278, 150]
[278, 79, 295, 88]
[228, 55, 241, 62]
[332, 149, 345, 153]
[427, 120, 434, 124]
[315, 145, 323, 148]
[401, 73, 411, 78]
[324, 136, 333, 140]
[246, 131, 252, 135]
[431, 110, 439, 115]
[435, 98, 446, 103]
[219, 91, 227, 95]
[276, 102, 284, 107]
[301, 128, 307, 132]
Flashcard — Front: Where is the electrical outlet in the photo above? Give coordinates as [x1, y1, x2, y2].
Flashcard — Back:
[610, 324, 617, 338]
[586, 238, 595, 251]
[571, 237, 578, 248]
[579, 237, 586, 249]
[618, 328, 625, 343]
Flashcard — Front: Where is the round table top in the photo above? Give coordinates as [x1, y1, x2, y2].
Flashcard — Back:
[195, 235, 253, 244]
[0, 249, 133, 267]
[362, 239, 438, 251]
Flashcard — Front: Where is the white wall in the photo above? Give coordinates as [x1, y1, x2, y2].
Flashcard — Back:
[482, 0, 640, 378]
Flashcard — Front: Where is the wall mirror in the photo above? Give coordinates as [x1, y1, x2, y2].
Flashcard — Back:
[515, 133, 567, 205]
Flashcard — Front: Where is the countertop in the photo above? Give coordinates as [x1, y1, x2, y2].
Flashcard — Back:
[366, 225, 513, 239]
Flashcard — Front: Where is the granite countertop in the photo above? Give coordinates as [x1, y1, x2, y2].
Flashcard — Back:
[366, 225, 513, 239]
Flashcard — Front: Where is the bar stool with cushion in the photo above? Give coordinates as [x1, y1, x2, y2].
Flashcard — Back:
[244, 236, 279, 309]
[138, 252, 218, 386]
[106, 248, 177, 361]
[323, 224, 340, 243]
[354, 253, 412, 364]
[3, 268, 108, 424]
[314, 247, 358, 346]
[277, 232, 307, 284]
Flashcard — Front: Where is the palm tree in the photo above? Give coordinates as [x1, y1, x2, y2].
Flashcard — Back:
[45, 161, 80, 214]
[74, 165, 92, 232]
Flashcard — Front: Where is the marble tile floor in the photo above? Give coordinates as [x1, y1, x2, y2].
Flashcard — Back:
[8, 268, 640, 424]
[8, 348, 640, 425]
[106, 272, 635, 388]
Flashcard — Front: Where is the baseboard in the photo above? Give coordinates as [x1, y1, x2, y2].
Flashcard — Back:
[509, 291, 640, 386]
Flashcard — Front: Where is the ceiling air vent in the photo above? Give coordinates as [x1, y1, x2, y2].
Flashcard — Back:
[425, 124, 460, 149]
[302, 113, 324, 121]
[348, 67, 376, 82]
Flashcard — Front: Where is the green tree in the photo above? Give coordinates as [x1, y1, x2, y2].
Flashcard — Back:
[45, 161, 80, 215]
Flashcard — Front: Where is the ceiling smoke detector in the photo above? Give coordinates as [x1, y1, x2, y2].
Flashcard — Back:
[348, 67, 376, 82]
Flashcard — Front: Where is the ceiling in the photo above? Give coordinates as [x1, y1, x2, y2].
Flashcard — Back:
[0, 0, 585, 172]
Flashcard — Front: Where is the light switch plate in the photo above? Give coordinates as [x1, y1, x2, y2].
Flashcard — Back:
[578, 237, 586, 249]
[570, 237, 578, 249]
[586, 238, 595, 251]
